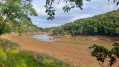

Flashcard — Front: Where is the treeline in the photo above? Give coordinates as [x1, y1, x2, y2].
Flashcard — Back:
[52, 9, 119, 36]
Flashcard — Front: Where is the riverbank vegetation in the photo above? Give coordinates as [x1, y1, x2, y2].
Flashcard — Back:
[0, 0, 119, 67]
[0, 38, 72, 67]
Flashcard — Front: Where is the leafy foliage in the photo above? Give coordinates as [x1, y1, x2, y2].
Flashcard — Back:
[89, 43, 119, 66]
[0, 15, 13, 34]
[0, 0, 37, 22]
[0, 0, 38, 35]
[52, 9, 119, 36]
[45, 0, 119, 20]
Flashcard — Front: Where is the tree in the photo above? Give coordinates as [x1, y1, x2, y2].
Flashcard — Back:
[0, 0, 118, 35]
[0, 15, 12, 34]
[89, 43, 119, 67]
[51, 9, 119, 36]
[0, 0, 38, 35]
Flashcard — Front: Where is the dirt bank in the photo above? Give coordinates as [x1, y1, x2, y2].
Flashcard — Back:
[1, 33, 113, 67]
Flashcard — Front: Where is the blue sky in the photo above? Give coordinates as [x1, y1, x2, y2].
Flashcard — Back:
[31, 0, 119, 28]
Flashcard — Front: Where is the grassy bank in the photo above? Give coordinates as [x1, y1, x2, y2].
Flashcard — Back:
[0, 38, 73, 67]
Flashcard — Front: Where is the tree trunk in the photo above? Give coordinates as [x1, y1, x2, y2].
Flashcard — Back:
[0, 14, 9, 35]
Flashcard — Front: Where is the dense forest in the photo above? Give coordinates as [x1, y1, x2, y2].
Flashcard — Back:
[52, 9, 119, 36]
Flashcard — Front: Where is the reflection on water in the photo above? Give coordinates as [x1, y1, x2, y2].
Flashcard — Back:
[30, 34, 54, 42]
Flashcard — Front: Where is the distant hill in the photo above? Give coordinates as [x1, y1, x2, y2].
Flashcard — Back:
[0, 15, 43, 34]
[9, 21, 43, 33]
[52, 9, 119, 36]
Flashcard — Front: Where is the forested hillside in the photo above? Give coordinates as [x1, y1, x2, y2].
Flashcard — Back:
[53, 9, 119, 36]
[0, 16, 43, 34]
[11, 22, 44, 33]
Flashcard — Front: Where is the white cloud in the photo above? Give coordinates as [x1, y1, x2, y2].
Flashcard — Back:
[31, 0, 47, 16]
[31, 0, 119, 28]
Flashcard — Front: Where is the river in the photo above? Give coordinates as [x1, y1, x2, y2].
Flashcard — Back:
[30, 34, 54, 42]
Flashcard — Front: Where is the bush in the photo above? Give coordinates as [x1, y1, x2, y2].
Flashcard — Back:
[89, 43, 119, 67]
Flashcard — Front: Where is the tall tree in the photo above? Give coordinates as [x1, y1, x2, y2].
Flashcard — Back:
[0, 0, 38, 35]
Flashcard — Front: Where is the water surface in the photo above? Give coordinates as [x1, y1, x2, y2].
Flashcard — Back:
[30, 34, 54, 42]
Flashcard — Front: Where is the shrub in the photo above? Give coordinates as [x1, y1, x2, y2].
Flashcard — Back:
[89, 43, 119, 67]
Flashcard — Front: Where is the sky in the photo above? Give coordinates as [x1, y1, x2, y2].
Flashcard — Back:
[31, 0, 119, 28]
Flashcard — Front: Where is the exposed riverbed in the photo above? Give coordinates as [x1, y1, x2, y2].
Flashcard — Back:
[30, 34, 113, 49]
[1, 33, 116, 67]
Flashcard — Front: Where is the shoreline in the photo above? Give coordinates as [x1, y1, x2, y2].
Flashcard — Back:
[50, 34, 119, 43]
[1, 33, 118, 67]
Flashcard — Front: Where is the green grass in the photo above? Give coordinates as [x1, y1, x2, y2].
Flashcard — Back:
[0, 48, 40, 67]
[0, 39, 73, 67]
